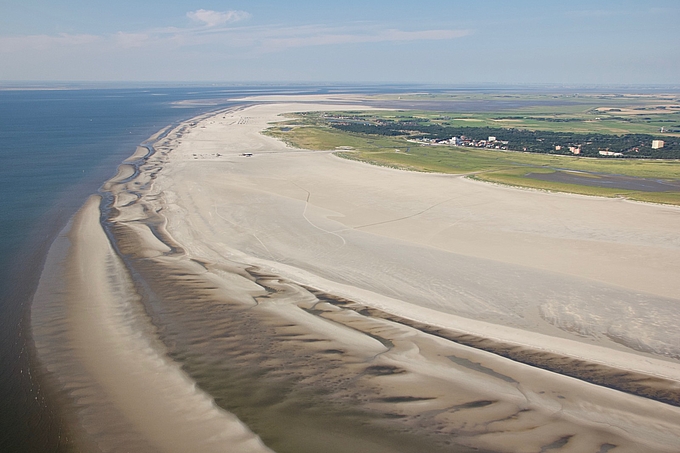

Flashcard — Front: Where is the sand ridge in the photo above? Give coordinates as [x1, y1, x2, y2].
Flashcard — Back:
[31, 197, 275, 452]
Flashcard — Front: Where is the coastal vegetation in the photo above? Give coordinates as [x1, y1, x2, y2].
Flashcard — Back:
[368, 92, 680, 136]
[265, 103, 680, 205]
[330, 121, 679, 158]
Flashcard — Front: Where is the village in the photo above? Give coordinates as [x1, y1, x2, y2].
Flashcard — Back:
[408, 135, 510, 150]
[320, 112, 678, 159]
[409, 135, 665, 157]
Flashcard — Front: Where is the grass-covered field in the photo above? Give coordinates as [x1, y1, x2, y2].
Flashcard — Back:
[368, 92, 680, 136]
[264, 93, 680, 205]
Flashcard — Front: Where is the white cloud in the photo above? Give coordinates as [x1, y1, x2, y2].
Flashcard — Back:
[0, 33, 101, 53]
[383, 29, 470, 41]
[262, 27, 470, 50]
[565, 9, 624, 18]
[0, 11, 468, 57]
[114, 32, 151, 49]
[186, 9, 251, 27]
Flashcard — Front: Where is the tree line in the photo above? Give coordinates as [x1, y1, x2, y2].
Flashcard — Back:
[329, 120, 680, 159]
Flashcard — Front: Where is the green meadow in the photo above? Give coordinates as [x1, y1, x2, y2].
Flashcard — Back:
[265, 93, 680, 205]
[368, 92, 680, 136]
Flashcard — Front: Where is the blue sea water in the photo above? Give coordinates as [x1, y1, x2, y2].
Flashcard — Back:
[0, 83, 438, 451]
[0, 86, 234, 451]
[0, 84, 355, 451]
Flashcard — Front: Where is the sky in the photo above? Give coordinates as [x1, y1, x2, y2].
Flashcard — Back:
[1, 0, 679, 85]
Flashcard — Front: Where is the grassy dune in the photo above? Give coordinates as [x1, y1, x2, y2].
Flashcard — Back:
[265, 123, 680, 205]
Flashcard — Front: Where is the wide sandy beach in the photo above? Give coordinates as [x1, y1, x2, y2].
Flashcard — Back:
[33, 96, 680, 452]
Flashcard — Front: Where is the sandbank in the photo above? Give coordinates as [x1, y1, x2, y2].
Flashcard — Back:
[31, 196, 273, 452]
[33, 95, 680, 452]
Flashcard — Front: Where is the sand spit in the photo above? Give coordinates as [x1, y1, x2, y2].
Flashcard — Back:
[34, 97, 680, 452]
[31, 196, 273, 453]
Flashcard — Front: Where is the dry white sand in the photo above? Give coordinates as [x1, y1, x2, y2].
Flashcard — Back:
[156, 101, 680, 366]
[150, 100, 680, 450]
[33, 96, 680, 452]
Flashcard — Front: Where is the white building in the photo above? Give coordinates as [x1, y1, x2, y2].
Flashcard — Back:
[652, 140, 665, 149]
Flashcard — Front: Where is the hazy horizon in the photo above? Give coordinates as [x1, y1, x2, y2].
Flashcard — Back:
[2, 0, 679, 85]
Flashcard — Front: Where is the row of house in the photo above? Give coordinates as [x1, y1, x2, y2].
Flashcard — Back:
[411, 136, 667, 157]
[565, 140, 664, 157]
[410, 135, 510, 150]
[555, 145, 582, 155]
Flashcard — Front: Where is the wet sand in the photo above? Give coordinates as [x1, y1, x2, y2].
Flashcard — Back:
[33, 96, 680, 452]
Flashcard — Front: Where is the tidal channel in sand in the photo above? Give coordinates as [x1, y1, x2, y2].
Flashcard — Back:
[33, 97, 680, 452]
